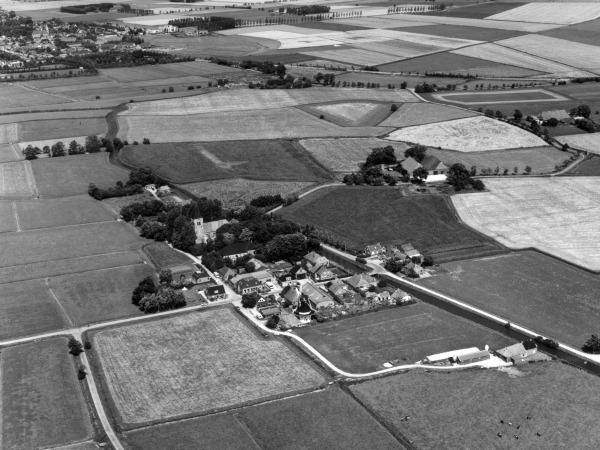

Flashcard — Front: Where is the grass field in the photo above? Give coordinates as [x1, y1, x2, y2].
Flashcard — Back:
[99, 61, 242, 82]
[32, 153, 128, 198]
[0, 161, 37, 198]
[143, 242, 196, 270]
[0, 221, 143, 268]
[0, 201, 16, 232]
[428, 2, 523, 19]
[541, 17, 600, 46]
[279, 186, 503, 259]
[379, 102, 477, 127]
[419, 251, 600, 348]
[15, 195, 114, 230]
[351, 362, 600, 448]
[180, 178, 316, 208]
[296, 303, 513, 372]
[119, 140, 331, 183]
[564, 155, 600, 176]
[452, 177, 600, 271]
[299, 137, 409, 173]
[49, 264, 151, 326]
[0, 279, 67, 340]
[386, 116, 546, 151]
[18, 117, 107, 141]
[556, 132, 600, 155]
[0, 84, 70, 113]
[487, 3, 600, 25]
[119, 108, 392, 143]
[0, 250, 142, 285]
[92, 307, 327, 426]
[1, 337, 93, 449]
[0, 123, 18, 143]
[398, 24, 524, 41]
[302, 101, 393, 127]
[301, 48, 402, 66]
[0, 108, 113, 124]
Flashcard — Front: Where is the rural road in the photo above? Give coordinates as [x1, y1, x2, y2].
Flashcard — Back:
[267, 182, 344, 214]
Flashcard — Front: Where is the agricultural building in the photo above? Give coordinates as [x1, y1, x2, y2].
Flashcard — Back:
[345, 273, 377, 292]
[424, 347, 479, 364]
[540, 109, 570, 122]
[302, 283, 335, 309]
[400, 157, 422, 174]
[168, 264, 196, 285]
[258, 304, 281, 318]
[193, 218, 229, 244]
[422, 155, 448, 182]
[456, 350, 491, 364]
[496, 341, 538, 364]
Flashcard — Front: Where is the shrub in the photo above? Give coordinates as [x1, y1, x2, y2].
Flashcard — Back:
[390, 104, 398, 112]
[78, 367, 87, 380]
[266, 315, 280, 329]
[68, 337, 84, 356]
[241, 292, 260, 308]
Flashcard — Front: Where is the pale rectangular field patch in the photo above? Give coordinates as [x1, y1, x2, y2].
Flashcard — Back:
[486, 2, 600, 25]
[432, 88, 568, 105]
[379, 103, 478, 127]
[556, 133, 600, 154]
[385, 116, 546, 152]
[0, 161, 36, 198]
[242, 30, 343, 49]
[0, 123, 18, 143]
[301, 48, 402, 66]
[451, 43, 594, 77]
[452, 177, 600, 271]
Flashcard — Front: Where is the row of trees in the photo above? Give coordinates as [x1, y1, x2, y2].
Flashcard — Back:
[23, 135, 103, 160]
[88, 167, 159, 200]
[168, 16, 236, 31]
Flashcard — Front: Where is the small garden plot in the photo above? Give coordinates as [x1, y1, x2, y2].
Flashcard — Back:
[1, 338, 93, 450]
[180, 179, 316, 209]
[420, 251, 600, 348]
[452, 177, 600, 271]
[299, 137, 409, 173]
[0, 123, 18, 143]
[0, 161, 37, 198]
[18, 117, 107, 141]
[304, 101, 392, 127]
[486, 2, 600, 25]
[296, 303, 513, 372]
[557, 133, 600, 154]
[49, 264, 151, 326]
[0, 85, 70, 113]
[0, 201, 16, 232]
[143, 242, 195, 270]
[91, 307, 327, 426]
[379, 103, 477, 127]
[386, 116, 546, 152]
[351, 362, 600, 449]
[119, 109, 391, 144]
[451, 43, 593, 77]
[0, 279, 67, 340]
[32, 153, 128, 198]
[498, 34, 600, 73]
[432, 89, 567, 105]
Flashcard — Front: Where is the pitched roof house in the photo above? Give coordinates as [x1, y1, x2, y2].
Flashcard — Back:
[301, 283, 335, 309]
[364, 243, 386, 256]
[400, 157, 422, 174]
[234, 277, 261, 294]
[345, 273, 377, 291]
[313, 265, 336, 282]
[205, 285, 227, 301]
[421, 155, 448, 175]
[303, 251, 328, 272]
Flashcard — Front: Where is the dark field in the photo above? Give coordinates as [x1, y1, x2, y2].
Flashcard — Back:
[399, 24, 523, 41]
[19, 117, 107, 141]
[143, 242, 195, 270]
[563, 155, 600, 176]
[541, 18, 600, 46]
[296, 303, 513, 371]
[426, 2, 524, 18]
[1, 338, 93, 449]
[419, 251, 600, 348]
[351, 362, 600, 449]
[32, 153, 128, 198]
[279, 186, 503, 259]
[119, 140, 331, 184]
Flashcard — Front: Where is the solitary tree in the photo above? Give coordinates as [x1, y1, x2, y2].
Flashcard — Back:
[513, 109, 523, 122]
[241, 292, 260, 308]
[447, 163, 471, 191]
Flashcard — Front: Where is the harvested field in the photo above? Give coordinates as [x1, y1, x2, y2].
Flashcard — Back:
[386, 116, 546, 151]
[303, 101, 393, 126]
[0, 123, 18, 143]
[120, 140, 331, 183]
[100, 61, 242, 82]
[49, 264, 151, 325]
[0, 160, 36, 198]
[329, 16, 436, 30]
[420, 251, 600, 347]
[487, 2, 600, 25]
[379, 103, 477, 127]
[498, 34, 600, 73]
[0, 279, 67, 340]
[351, 362, 600, 449]
[299, 137, 409, 173]
[180, 178, 316, 208]
[119, 108, 392, 143]
[296, 303, 513, 372]
[279, 186, 503, 259]
[556, 132, 600, 154]
[0, 251, 143, 285]
[0, 143, 21, 163]
[0, 221, 143, 268]
[432, 89, 567, 105]
[143, 242, 195, 270]
[0, 108, 112, 124]
[92, 307, 327, 426]
[427, 145, 570, 175]
[378, 50, 541, 77]
[15, 195, 114, 230]
[0, 84, 70, 113]
[122, 88, 417, 116]
[32, 153, 128, 198]
[1, 338, 93, 449]
[452, 177, 600, 271]
[301, 48, 401, 66]
[451, 43, 593, 77]
[237, 387, 401, 449]
[0, 201, 16, 232]
[18, 117, 107, 141]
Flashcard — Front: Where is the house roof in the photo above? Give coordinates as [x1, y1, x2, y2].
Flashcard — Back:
[345, 273, 377, 290]
[271, 260, 293, 271]
[236, 277, 261, 289]
[205, 285, 226, 296]
[302, 283, 333, 306]
[217, 266, 236, 278]
[523, 340, 537, 350]
[400, 243, 415, 252]
[220, 242, 255, 257]
[400, 157, 422, 173]
[168, 264, 195, 275]
[421, 155, 447, 171]
[496, 343, 527, 359]
[315, 266, 334, 278]
[281, 285, 301, 304]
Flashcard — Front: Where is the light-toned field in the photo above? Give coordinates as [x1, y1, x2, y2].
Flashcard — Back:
[0, 84, 71, 112]
[0, 109, 112, 124]
[93, 307, 326, 426]
[0, 143, 21, 163]
[119, 14, 186, 26]
[498, 34, 600, 73]
[119, 108, 393, 143]
[122, 88, 417, 116]
[433, 88, 568, 105]
[0, 123, 18, 143]
[304, 101, 392, 126]
[301, 48, 402, 66]
[386, 116, 546, 152]
[351, 362, 600, 449]
[452, 177, 600, 271]
[180, 178, 316, 208]
[379, 103, 478, 127]
[0, 161, 37, 198]
[18, 117, 107, 142]
[0, 201, 16, 232]
[451, 43, 594, 77]
[0, 337, 93, 449]
[556, 132, 600, 154]
[100, 60, 242, 81]
[299, 137, 409, 172]
[486, 2, 600, 25]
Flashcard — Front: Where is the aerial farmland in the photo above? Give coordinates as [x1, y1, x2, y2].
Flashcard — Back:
[0, 0, 599, 448]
